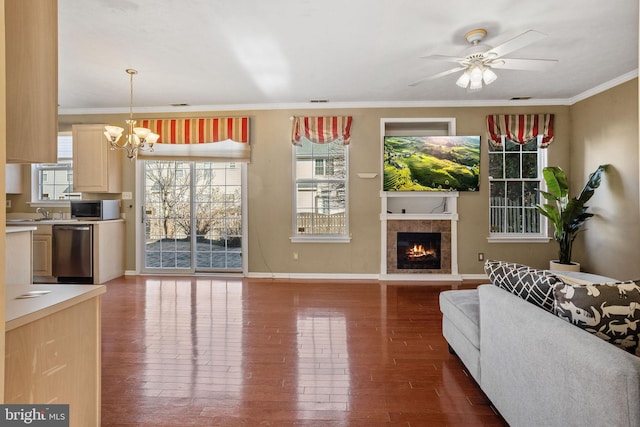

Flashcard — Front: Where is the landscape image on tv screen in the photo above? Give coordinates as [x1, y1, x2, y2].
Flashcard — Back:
[383, 135, 480, 192]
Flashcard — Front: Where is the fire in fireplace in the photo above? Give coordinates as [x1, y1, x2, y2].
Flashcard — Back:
[396, 232, 441, 270]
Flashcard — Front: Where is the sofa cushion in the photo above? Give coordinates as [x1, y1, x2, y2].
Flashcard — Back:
[553, 280, 640, 356]
[484, 260, 560, 312]
[439, 290, 480, 349]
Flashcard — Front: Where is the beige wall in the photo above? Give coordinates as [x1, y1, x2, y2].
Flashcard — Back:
[57, 103, 580, 276]
[570, 79, 640, 278]
[6, 83, 636, 278]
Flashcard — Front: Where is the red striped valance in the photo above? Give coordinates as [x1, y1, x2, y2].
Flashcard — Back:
[486, 114, 555, 149]
[291, 116, 353, 146]
[139, 117, 249, 144]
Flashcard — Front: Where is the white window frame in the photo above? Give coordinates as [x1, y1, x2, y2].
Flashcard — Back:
[291, 139, 350, 243]
[29, 132, 79, 208]
[487, 136, 550, 243]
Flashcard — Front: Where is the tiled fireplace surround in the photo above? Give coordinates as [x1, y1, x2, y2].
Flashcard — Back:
[380, 192, 459, 280]
[386, 220, 452, 274]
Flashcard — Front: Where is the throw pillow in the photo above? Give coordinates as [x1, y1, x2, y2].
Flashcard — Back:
[553, 280, 640, 356]
[484, 260, 560, 312]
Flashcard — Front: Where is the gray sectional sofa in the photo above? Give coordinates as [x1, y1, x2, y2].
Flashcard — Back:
[440, 270, 640, 427]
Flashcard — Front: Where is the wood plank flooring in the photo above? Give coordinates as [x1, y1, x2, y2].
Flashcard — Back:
[100, 276, 507, 426]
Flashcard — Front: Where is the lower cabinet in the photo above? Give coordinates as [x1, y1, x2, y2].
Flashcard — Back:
[5, 229, 33, 284]
[33, 225, 53, 278]
[93, 221, 125, 284]
[32, 222, 124, 284]
[5, 287, 104, 427]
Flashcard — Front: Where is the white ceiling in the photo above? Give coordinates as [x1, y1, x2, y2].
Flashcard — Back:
[58, 0, 638, 114]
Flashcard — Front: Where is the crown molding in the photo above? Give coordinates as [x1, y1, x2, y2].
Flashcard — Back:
[568, 69, 638, 105]
[59, 71, 638, 116]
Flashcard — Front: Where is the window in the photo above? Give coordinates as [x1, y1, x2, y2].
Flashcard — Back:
[293, 138, 349, 242]
[31, 132, 81, 205]
[488, 137, 548, 241]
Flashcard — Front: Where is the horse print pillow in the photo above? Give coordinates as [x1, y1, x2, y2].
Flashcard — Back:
[553, 280, 640, 356]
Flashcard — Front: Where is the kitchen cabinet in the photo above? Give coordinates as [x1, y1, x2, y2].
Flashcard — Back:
[5, 164, 23, 194]
[32, 220, 125, 284]
[6, 284, 105, 426]
[72, 124, 123, 193]
[5, 0, 58, 164]
[33, 225, 53, 278]
[93, 220, 126, 283]
[5, 227, 34, 284]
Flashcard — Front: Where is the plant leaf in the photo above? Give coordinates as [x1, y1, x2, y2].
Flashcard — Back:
[542, 166, 568, 198]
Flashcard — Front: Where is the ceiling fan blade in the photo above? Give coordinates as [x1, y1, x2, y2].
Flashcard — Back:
[486, 30, 547, 59]
[420, 54, 465, 63]
[490, 57, 558, 71]
[409, 66, 467, 86]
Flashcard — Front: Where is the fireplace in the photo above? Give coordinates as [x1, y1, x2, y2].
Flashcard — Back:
[396, 232, 441, 269]
[386, 219, 452, 275]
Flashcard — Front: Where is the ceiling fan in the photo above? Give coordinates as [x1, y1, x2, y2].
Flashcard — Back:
[410, 29, 558, 90]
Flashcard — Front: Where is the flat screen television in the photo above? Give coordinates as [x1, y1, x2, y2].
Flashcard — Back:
[383, 135, 480, 192]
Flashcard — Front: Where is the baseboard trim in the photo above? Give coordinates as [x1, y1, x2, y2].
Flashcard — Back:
[246, 272, 379, 281]
[461, 273, 490, 281]
[126, 270, 490, 282]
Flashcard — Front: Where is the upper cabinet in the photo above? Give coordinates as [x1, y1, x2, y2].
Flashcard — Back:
[72, 124, 123, 193]
[5, 0, 58, 164]
[5, 164, 23, 194]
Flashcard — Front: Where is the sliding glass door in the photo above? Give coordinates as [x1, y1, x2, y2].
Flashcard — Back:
[142, 160, 243, 273]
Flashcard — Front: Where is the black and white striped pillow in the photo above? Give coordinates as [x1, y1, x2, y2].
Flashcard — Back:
[484, 260, 561, 312]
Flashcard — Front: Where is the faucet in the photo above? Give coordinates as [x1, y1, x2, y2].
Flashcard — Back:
[36, 207, 50, 220]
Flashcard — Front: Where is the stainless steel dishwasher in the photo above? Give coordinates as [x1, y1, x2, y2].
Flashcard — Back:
[52, 224, 93, 283]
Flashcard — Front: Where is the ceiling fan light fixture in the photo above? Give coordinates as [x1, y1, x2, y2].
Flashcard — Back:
[456, 70, 471, 88]
[469, 79, 483, 91]
[469, 66, 483, 84]
[482, 67, 498, 85]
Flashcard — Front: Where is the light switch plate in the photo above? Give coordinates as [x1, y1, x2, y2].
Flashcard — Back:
[122, 191, 133, 200]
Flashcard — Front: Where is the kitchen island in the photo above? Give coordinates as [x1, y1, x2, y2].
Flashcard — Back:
[5, 284, 106, 427]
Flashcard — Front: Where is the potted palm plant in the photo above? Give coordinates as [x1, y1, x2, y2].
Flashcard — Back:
[536, 164, 608, 271]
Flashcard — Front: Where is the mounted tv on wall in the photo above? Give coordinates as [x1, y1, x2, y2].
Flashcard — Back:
[383, 135, 480, 192]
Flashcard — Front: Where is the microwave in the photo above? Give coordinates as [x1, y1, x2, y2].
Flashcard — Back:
[70, 200, 120, 221]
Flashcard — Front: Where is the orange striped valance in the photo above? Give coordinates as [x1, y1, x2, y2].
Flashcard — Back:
[138, 117, 249, 144]
[486, 114, 554, 149]
[291, 116, 353, 146]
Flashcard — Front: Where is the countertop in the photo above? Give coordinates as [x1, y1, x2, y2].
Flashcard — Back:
[5, 225, 37, 233]
[6, 218, 124, 226]
[6, 284, 106, 331]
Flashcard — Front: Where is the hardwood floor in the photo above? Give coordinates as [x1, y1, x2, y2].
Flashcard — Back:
[100, 276, 507, 426]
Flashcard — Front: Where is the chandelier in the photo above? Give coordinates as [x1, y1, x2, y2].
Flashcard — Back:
[103, 69, 159, 159]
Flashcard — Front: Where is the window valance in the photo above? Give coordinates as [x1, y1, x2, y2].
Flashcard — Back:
[486, 114, 555, 149]
[291, 116, 353, 146]
[136, 117, 250, 162]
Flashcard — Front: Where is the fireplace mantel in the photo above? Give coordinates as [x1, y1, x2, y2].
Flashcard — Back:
[380, 191, 459, 221]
